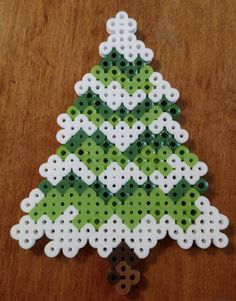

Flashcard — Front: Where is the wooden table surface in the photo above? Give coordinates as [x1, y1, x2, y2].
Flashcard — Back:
[0, 1, 235, 300]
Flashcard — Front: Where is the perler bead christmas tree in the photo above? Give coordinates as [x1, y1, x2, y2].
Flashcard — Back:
[11, 11, 229, 295]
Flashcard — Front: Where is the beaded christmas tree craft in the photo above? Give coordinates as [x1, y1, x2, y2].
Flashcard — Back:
[11, 11, 229, 295]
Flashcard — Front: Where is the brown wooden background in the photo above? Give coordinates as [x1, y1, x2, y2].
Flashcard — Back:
[0, 1, 236, 300]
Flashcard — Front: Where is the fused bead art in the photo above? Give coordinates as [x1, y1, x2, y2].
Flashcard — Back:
[11, 11, 229, 295]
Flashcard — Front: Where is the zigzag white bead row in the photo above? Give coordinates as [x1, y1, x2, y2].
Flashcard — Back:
[75, 75, 146, 110]
[98, 162, 147, 193]
[40, 155, 206, 193]
[56, 113, 97, 144]
[98, 160, 207, 194]
[99, 11, 153, 63]
[10, 197, 229, 259]
[149, 112, 189, 143]
[149, 72, 180, 103]
[20, 188, 45, 213]
[20, 154, 206, 213]
[100, 84, 146, 110]
[99, 120, 145, 151]
[39, 154, 96, 186]
[56, 112, 188, 149]
[150, 157, 207, 193]
[74, 74, 179, 109]
[38, 154, 207, 194]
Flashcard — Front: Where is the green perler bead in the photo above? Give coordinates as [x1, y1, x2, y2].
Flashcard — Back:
[157, 162, 173, 176]
[108, 114, 121, 126]
[56, 145, 70, 160]
[124, 81, 138, 94]
[108, 66, 121, 80]
[175, 145, 189, 160]
[132, 73, 145, 87]
[66, 106, 79, 120]
[91, 65, 104, 79]
[124, 114, 136, 126]
[140, 65, 153, 78]
[184, 153, 199, 167]
[141, 162, 155, 176]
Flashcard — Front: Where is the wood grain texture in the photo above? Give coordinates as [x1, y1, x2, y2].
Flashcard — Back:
[0, 1, 236, 300]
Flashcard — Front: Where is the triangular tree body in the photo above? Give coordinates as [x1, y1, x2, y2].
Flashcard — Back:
[11, 11, 229, 295]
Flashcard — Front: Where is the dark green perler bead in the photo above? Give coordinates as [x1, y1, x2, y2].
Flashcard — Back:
[64, 172, 79, 187]
[92, 99, 103, 110]
[116, 188, 129, 201]
[125, 66, 137, 79]
[102, 139, 113, 151]
[141, 129, 155, 143]
[165, 137, 180, 151]
[91, 180, 103, 193]
[98, 187, 113, 203]
[151, 137, 164, 151]
[72, 180, 86, 195]
[159, 98, 170, 110]
[108, 49, 121, 64]
[132, 104, 145, 118]
[74, 97, 88, 112]
[124, 179, 138, 195]
[83, 89, 98, 102]
[159, 129, 171, 142]
[143, 98, 153, 111]
[143, 181, 155, 194]
[167, 103, 181, 120]
[100, 57, 112, 71]
[194, 178, 209, 193]
[116, 58, 129, 71]
[91, 130, 106, 145]
[99, 105, 113, 119]
[133, 140, 146, 151]
[124, 145, 139, 160]
[116, 105, 129, 118]
[168, 179, 191, 202]
[38, 179, 53, 195]
[65, 129, 88, 152]
[133, 57, 145, 69]
[56, 180, 70, 194]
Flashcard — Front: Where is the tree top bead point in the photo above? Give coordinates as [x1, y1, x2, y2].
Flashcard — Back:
[100, 11, 153, 63]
